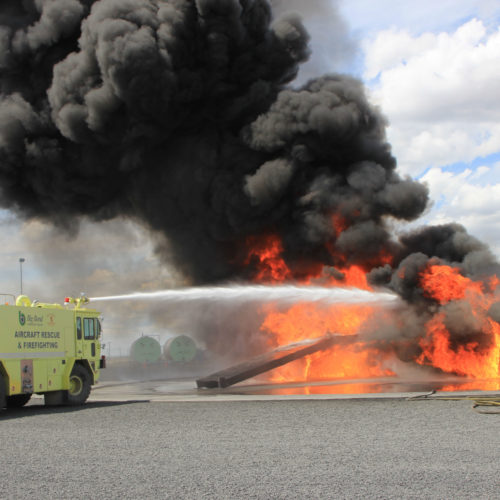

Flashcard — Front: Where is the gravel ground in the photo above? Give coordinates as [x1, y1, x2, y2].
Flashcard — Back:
[1, 398, 499, 499]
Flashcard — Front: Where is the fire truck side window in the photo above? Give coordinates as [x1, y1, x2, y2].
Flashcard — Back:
[83, 318, 94, 340]
[95, 318, 101, 338]
[76, 317, 82, 340]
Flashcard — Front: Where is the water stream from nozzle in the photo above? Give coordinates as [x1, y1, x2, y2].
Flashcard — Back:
[89, 284, 399, 306]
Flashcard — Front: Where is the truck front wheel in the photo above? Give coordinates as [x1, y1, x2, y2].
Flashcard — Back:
[6, 393, 32, 408]
[66, 365, 91, 405]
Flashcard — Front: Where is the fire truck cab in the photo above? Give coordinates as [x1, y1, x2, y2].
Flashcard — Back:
[0, 294, 105, 410]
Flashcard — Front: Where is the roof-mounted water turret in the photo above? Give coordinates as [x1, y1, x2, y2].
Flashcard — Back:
[64, 294, 90, 309]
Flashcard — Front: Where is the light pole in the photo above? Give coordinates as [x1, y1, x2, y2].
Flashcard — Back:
[19, 258, 25, 295]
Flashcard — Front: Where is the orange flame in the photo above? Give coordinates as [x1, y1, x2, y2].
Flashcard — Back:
[420, 265, 484, 304]
[244, 231, 500, 390]
[417, 313, 500, 378]
[261, 300, 393, 382]
[245, 234, 291, 282]
[332, 213, 348, 237]
[417, 264, 500, 379]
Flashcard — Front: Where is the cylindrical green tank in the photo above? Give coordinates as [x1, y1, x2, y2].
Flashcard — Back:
[163, 335, 197, 363]
[130, 336, 162, 364]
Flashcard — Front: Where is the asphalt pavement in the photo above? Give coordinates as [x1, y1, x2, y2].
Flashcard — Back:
[1, 385, 499, 499]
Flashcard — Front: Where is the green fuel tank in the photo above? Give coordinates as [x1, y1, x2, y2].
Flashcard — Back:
[163, 335, 197, 363]
[130, 336, 162, 364]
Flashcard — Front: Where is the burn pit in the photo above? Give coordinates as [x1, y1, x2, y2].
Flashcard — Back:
[211, 220, 495, 388]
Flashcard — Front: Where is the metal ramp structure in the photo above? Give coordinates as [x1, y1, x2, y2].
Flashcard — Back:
[196, 333, 358, 389]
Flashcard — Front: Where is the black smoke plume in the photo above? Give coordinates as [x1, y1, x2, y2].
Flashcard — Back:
[0, 0, 432, 283]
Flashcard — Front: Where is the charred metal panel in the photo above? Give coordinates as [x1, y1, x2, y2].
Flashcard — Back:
[196, 333, 358, 389]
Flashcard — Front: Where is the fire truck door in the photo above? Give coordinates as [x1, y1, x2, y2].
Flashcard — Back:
[82, 318, 96, 359]
[76, 316, 83, 358]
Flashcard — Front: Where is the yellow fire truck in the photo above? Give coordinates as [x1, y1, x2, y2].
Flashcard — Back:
[0, 294, 105, 410]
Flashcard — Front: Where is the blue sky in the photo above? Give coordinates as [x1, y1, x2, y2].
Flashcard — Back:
[342, 0, 500, 254]
[1, 0, 500, 351]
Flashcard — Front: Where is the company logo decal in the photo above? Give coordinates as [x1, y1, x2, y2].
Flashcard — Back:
[19, 311, 26, 326]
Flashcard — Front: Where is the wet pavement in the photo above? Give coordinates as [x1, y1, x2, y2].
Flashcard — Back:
[80, 376, 500, 403]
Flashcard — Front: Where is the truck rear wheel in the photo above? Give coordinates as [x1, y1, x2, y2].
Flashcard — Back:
[0, 373, 6, 410]
[6, 393, 32, 408]
[66, 364, 91, 405]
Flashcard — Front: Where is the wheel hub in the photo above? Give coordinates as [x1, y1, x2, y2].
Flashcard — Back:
[69, 376, 83, 396]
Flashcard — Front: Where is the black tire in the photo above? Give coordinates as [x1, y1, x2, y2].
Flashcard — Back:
[0, 373, 6, 411]
[66, 364, 91, 405]
[6, 393, 32, 408]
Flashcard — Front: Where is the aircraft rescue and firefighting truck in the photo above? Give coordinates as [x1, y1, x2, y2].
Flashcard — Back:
[0, 294, 105, 410]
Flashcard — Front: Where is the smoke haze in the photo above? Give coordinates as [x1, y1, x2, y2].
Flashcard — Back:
[269, 0, 357, 79]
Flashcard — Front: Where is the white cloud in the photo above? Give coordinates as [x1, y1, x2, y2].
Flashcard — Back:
[386, 123, 500, 176]
[341, 0, 500, 40]
[362, 19, 500, 176]
[364, 30, 436, 80]
[420, 163, 500, 255]
[367, 20, 500, 120]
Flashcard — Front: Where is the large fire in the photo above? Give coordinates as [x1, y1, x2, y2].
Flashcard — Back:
[417, 265, 500, 379]
[246, 232, 500, 391]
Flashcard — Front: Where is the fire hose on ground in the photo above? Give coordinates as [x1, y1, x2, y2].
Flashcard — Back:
[407, 390, 500, 414]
